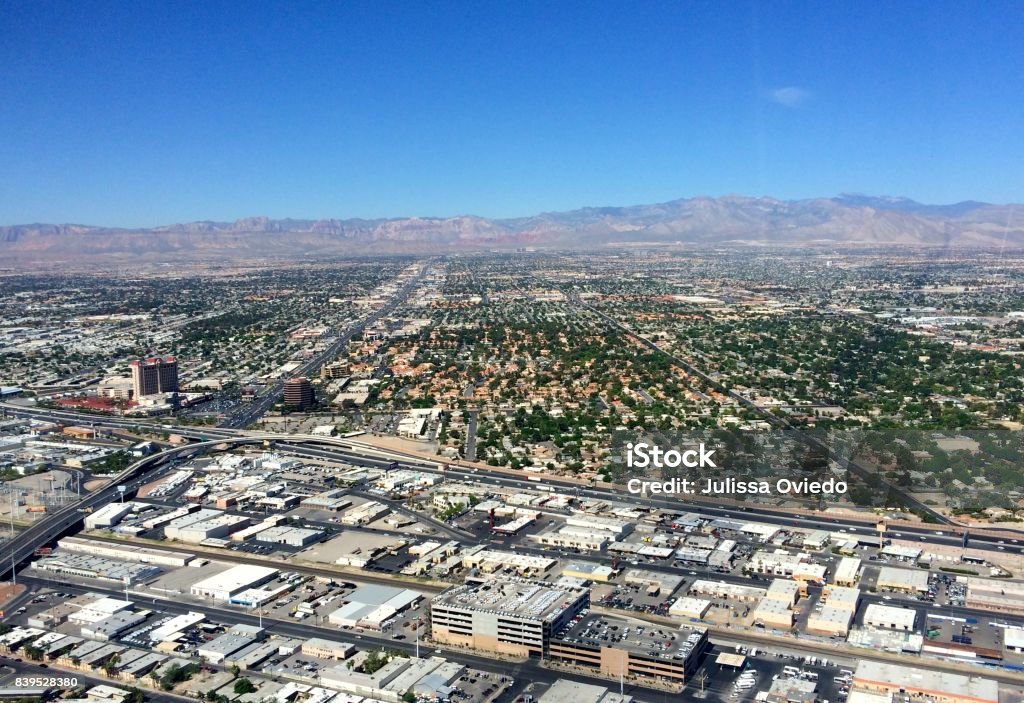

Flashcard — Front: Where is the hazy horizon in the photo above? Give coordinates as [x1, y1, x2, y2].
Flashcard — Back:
[3, 1, 1023, 227]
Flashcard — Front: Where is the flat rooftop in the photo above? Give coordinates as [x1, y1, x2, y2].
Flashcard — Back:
[432, 578, 587, 622]
[554, 613, 705, 662]
[854, 661, 998, 703]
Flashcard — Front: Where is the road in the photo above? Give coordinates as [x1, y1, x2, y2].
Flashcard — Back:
[219, 262, 430, 429]
[17, 576, 622, 698]
[2, 402, 1020, 557]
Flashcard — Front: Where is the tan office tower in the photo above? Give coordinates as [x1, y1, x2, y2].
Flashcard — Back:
[284, 377, 314, 409]
[131, 357, 179, 398]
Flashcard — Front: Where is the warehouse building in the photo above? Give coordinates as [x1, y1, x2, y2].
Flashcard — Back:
[565, 515, 633, 537]
[301, 638, 355, 660]
[33, 553, 161, 583]
[752, 597, 794, 630]
[149, 612, 205, 642]
[430, 578, 589, 657]
[764, 579, 801, 607]
[190, 564, 278, 601]
[669, 597, 711, 620]
[806, 585, 860, 638]
[863, 603, 916, 632]
[254, 525, 323, 547]
[57, 536, 194, 568]
[85, 502, 136, 530]
[963, 576, 1024, 615]
[198, 633, 255, 664]
[852, 661, 998, 703]
[531, 526, 610, 551]
[834, 557, 862, 586]
[161, 509, 223, 539]
[171, 513, 251, 543]
[561, 562, 616, 583]
[689, 579, 766, 603]
[82, 610, 147, 641]
[328, 585, 423, 630]
[876, 567, 930, 594]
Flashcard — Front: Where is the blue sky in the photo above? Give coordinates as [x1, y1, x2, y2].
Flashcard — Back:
[1, 1, 1022, 226]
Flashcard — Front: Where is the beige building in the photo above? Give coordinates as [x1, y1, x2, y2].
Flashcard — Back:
[852, 661, 997, 703]
[430, 578, 588, 657]
[806, 585, 859, 637]
[834, 557, 862, 587]
[752, 597, 794, 630]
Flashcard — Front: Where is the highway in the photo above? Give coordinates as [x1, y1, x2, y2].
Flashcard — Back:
[3, 401, 1022, 558]
[219, 262, 430, 429]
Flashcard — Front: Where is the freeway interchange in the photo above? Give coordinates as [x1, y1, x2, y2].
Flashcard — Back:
[0, 401, 1015, 560]
[6, 402, 1024, 699]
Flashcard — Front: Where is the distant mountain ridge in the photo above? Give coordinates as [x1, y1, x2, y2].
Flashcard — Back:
[3, 194, 1024, 263]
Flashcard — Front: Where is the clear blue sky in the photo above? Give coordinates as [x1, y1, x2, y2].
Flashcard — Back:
[2, 1, 1022, 226]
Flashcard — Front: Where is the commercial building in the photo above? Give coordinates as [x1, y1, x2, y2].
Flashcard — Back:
[767, 677, 817, 703]
[169, 513, 251, 544]
[863, 603, 916, 631]
[461, 548, 555, 576]
[537, 679, 633, 703]
[764, 579, 800, 607]
[319, 653, 450, 703]
[547, 615, 708, 685]
[531, 526, 609, 551]
[669, 597, 711, 620]
[284, 377, 314, 410]
[198, 634, 255, 664]
[130, 357, 179, 398]
[254, 525, 323, 547]
[834, 557, 862, 587]
[301, 638, 355, 661]
[82, 611, 148, 641]
[852, 661, 998, 703]
[84, 502, 136, 530]
[341, 501, 389, 526]
[806, 585, 859, 637]
[430, 578, 589, 657]
[320, 361, 351, 380]
[190, 564, 277, 601]
[57, 536, 193, 568]
[149, 613, 205, 642]
[752, 598, 794, 630]
[746, 550, 827, 584]
[876, 567, 930, 594]
[33, 553, 161, 583]
[328, 585, 423, 630]
[562, 562, 615, 583]
[963, 576, 1024, 615]
[689, 579, 766, 603]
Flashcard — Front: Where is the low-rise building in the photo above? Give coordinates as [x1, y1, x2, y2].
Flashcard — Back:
[876, 567, 929, 594]
[864, 603, 915, 631]
[852, 661, 998, 703]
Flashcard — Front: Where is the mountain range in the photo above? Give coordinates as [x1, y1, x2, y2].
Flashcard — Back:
[3, 194, 1024, 263]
